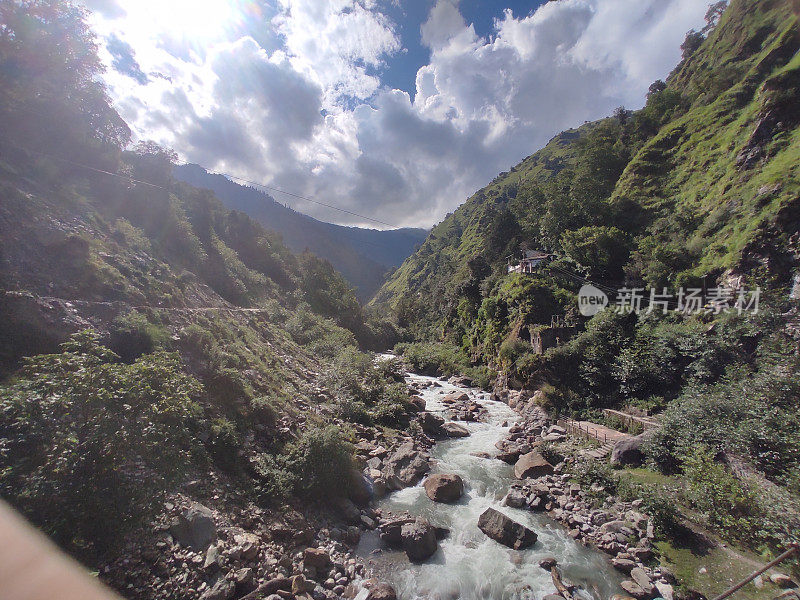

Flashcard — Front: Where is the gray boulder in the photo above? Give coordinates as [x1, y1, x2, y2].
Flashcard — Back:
[424, 473, 464, 503]
[367, 583, 397, 600]
[383, 441, 431, 487]
[418, 411, 445, 436]
[611, 434, 647, 467]
[514, 451, 554, 479]
[477, 507, 537, 549]
[170, 503, 216, 550]
[442, 422, 470, 437]
[401, 518, 439, 562]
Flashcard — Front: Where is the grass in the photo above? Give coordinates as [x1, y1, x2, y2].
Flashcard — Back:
[655, 540, 784, 600]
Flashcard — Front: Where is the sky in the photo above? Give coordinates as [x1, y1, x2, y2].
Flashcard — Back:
[81, 0, 708, 229]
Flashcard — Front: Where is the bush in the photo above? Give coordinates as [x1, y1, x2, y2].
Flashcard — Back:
[285, 425, 354, 500]
[0, 330, 201, 557]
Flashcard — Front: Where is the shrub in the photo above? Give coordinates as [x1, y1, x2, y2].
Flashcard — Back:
[284, 425, 354, 500]
[0, 330, 201, 557]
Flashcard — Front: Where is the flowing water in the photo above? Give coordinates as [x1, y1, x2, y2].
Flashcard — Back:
[355, 373, 624, 600]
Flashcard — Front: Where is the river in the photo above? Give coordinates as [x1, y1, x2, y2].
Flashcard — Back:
[355, 372, 624, 600]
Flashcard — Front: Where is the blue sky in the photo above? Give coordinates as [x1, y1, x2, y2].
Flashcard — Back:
[84, 0, 708, 228]
[377, 1, 549, 97]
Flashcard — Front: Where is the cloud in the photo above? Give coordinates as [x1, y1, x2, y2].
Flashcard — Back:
[89, 0, 706, 228]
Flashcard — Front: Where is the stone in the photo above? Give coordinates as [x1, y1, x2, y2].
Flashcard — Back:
[612, 558, 637, 574]
[477, 507, 537, 550]
[504, 488, 528, 509]
[366, 583, 397, 600]
[200, 578, 234, 600]
[401, 518, 438, 562]
[630, 567, 656, 596]
[655, 581, 674, 600]
[333, 497, 361, 524]
[770, 573, 796, 588]
[170, 503, 216, 551]
[383, 441, 431, 487]
[203, 543, 223, 570]
[539, 557, 558, 570]
[443, 392, 469, 403]
[378, 518, 415, 546]
[611, 434, 647, 467]
[620, 580, 648, 599]
[442, 422, 470, 437]
[303, 547, 331, 569]
[292, 574, 313, 595]
[234, 568, 255, 594]
[261, 577, 292, 596]
[423, 473, 464, 503]
[514, 451, 554, 479]
[418, 411, 445, 436]
[348, 468, 372, 506]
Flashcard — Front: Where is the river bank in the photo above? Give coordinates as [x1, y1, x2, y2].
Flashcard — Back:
[353, 372, 627, 600]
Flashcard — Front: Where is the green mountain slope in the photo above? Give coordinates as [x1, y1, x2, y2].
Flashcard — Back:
[375, 0, 799, 327]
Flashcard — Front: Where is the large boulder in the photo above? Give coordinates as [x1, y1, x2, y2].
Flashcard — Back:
[401, 518, 439, 561]
[477, 507, 537, 549]
[611, 434, 647, 467]
[418, 411, 445, 436]
[378, 517, 415, 546]
[367, 583, 398, 600]
[424, 473, 464, 503]
[514, 451, 554, 479]
[348, 468, 372, 506]
[383, 441, 431, 487]
[442, 422, 470, 437]
[170, 503, 217, 550]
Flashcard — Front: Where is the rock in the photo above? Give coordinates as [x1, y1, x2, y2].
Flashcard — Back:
[292, 574, 313, 595]
[612, 558, 637, 574]
[261, 577, 292, 596]
[443, 392, 469, 403]
[383, 441, 431, 487]
[333, 497, 362, 524]
[504, 488, 528, 509]
[203, 543, 223, 570]
[611, 434, 647, 467]
[348, 468, 372, 506]
[378, 518, 415, 546]
[655, 581, 674, 600]
[366, 583, 397, 600]
[477, 507, 537, 550]
[543, 595, 566, 600]
[770, 573, 796, 588]
[418, 411, 445, 436]
[170, 503, 217, 551]
[423, 473, 464, 503]
[630, 567, 656, 596]
[621, 580, 649, 599]
[514, 451, 554, 479]
[539, 557, 558, 570]
[442, 422, 470, 437]
[234, 568, 255, 594]
[303, 547, 331, 569]
[401, 518, 439, 562]
[200, 578, 234, 600]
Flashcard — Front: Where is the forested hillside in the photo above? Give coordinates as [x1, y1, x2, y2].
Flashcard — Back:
[377, 0, 800, 570]
[174, 164, 427, 301]
[0, 3, 417, 595]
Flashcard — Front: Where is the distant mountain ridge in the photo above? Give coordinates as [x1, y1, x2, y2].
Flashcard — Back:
[174, 164, 428, 301]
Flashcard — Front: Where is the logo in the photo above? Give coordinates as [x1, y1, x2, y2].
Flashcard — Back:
[578, 284, 608, 316]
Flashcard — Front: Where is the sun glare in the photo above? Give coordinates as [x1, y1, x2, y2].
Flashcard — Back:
[125, 0, 238, 42]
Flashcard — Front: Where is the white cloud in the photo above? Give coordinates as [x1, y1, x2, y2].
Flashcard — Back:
[88, 0, 706, 228]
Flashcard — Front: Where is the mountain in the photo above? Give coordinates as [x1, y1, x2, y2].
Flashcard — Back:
[374, 0, 800, 327]
[374, 0, 800, 577]
[174, 164, 427, 301]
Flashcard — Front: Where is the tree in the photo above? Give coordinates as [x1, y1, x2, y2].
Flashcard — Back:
[0, 0, 130, 165]
[0, 330, 201, 556]
[702, 1, 727, 35]
[680, 30, 705, 62]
